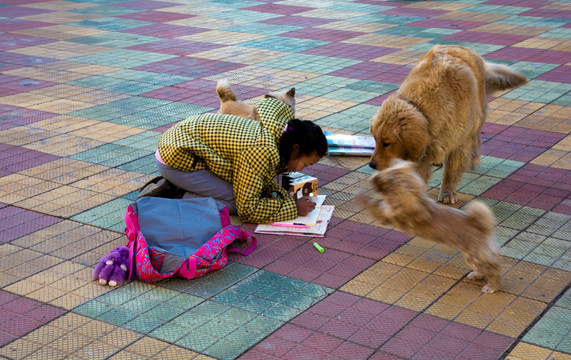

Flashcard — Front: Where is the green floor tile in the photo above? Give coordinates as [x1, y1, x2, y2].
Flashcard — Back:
[241, 36, 330, 52]
[463, 4, 531, 15]
[295, 75, 360, 97]
[258, 54, 361, 74]
[149, 322, 189, 343]
[98, 307, 138, 326]
[124, 315, 166, 334]
[378, 26, 461, 38]
[222, 23, 303, 36]
[204, 339, 245, 360]
[176, 330, 220, 352]
[73, 300, 115, 318]
[71, 49, 176, 67]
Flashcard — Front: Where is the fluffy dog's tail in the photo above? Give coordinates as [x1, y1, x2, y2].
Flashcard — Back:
[484, 62, 528, 94]
[465, 200, 496, 235]
[216, 79, 237, 103]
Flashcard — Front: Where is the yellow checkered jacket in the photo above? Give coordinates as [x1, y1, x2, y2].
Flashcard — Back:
[158, 97, 297, 224]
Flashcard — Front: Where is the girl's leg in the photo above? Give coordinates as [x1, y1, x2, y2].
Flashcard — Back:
[156, 161, 237, 214]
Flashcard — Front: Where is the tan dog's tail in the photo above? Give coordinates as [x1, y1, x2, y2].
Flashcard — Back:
[484, 62, 528, 94]
[465, 200, 495, 234]
[216, 79, 237, 103]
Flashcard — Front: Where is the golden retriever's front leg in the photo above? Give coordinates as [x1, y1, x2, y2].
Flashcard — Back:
[439, 148, 469, 204]
[416, 159, 433, 184]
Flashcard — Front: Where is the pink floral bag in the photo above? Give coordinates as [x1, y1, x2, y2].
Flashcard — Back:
[123, 197, 256, 283]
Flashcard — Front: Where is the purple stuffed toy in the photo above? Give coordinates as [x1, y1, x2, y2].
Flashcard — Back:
[93, 246, 130, 287]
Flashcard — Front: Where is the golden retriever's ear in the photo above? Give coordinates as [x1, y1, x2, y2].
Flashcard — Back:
[398, 116, 429, 160]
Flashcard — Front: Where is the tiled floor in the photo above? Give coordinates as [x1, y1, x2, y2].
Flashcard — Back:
[0, 0, 569, 359]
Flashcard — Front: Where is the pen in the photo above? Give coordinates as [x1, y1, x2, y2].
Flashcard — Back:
[272, 223, 309, 229]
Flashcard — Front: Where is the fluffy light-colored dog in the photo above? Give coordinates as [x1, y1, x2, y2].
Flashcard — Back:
[359, 159, 501, 293]
[369, 45, 528, 204]
[216, 79, 296, 120]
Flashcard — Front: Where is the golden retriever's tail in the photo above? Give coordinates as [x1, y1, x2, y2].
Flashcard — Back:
[484, 62, 528, 94]
[465, 200, 496, 234]
[216, 79, 237, 103]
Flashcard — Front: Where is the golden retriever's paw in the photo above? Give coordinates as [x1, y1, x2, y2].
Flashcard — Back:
[438, 191, 457, 204]
[481, 285, 496, 294]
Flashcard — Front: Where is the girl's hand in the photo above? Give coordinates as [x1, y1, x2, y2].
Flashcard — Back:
[296, 196, 316, 216]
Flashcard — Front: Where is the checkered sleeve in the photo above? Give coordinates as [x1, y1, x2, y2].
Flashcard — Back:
[233, 146, 297, 224]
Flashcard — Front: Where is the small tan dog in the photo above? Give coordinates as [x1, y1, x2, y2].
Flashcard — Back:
[216, 79, 296, 120]
[359, 159, 501, 293]
[369, 45, 528, 204]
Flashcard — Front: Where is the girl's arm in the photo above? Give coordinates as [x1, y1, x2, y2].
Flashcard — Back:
[233, 147, 297, 224]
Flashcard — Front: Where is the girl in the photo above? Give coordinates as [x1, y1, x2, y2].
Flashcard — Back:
[155, 97, 328, 224]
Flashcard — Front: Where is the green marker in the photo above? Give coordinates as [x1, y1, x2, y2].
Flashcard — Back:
[313, 242, 324, 253]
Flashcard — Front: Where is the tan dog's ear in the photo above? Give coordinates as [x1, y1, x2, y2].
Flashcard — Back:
[398, 116, 429, 161]
[286, 88, 295, 97]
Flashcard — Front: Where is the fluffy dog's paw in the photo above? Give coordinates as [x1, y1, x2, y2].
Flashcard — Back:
[467, 271, 484, 280]
[438, 191, 457, 204]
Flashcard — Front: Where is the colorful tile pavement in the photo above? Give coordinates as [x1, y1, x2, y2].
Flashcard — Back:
[0, 0, 569, 359]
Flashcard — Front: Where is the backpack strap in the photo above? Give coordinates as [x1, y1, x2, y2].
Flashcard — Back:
[124, 205, 140, 281]
[227, 231, 257, 256]
[177, 257, 198, 279]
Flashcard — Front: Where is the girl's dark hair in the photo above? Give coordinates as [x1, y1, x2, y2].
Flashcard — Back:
[279, 119, 328, 167]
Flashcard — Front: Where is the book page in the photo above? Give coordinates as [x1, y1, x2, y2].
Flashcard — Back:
[255, 205, 334, 237]
[273, 195, 326, 226]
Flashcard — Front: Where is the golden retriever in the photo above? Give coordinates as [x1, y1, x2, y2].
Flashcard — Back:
[216, 79, 296, 120]
[360, 159, 501, 293]
[369, 45, 528, 204]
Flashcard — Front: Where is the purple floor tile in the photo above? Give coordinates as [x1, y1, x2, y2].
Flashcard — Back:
[441, 31, 529, 46]
[366, 92, 393, 106]
[484, 0, 545, 7]
[521, 8, 571, 18]
[486, 47, 571, 65]
[117, 10, 196, 22]
[134, 57, 244, 79]
[110, 0, 179, 10]
[250, 335, 297, 357]
[0, 293, 65, 347]
[482, 164, 569, 211]
[379, 6, 448, 17]
[0, 145, 60, 175]
[0, 105, 57, 130]
[0, 76, 57, 97]
[283, 343, 328, 359]
[0, 205, 62, 244]
[142, 79, 221, 109]
[330, 341, 375, 360]
[381, 337, 425, 359]
[0, 19, 53, 32]
[304, 44, 398, 61]
[0, 34, 56, 51]
[0, 5, 54, 17]
[536, 65, 571, 83]
[408, 18, 487, 30]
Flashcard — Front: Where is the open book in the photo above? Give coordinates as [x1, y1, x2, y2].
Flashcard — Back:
[254, 205, 334, 237]
[274, 195, 326, 226]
